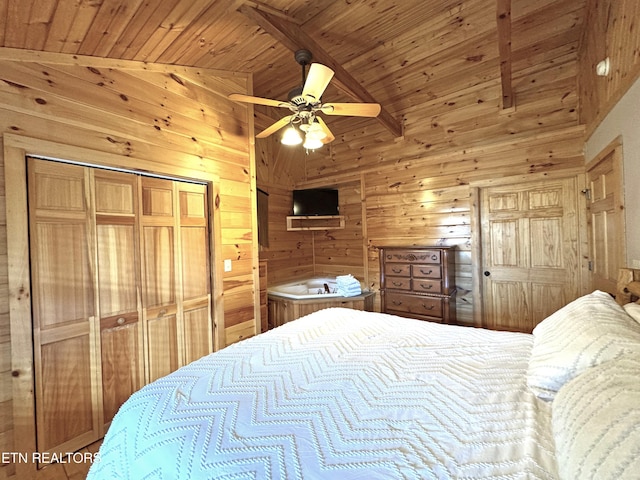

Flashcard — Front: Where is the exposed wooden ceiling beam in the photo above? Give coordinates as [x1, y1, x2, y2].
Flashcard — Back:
[496, 0, 513, 110]
[238, 3, 403, 138]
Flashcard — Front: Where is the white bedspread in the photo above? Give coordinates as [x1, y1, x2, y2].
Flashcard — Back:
[88, 308, 557, 479]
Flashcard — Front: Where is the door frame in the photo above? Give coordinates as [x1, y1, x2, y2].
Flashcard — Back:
[4, 133, 223, 478]
[469, 170, 590, 327]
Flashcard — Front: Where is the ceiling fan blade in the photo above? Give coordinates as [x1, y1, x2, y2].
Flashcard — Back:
[256, 115, 294, 139]
[302, 63, 335, 102]
[229, 93, 289, 108]
[321, 102, 381, 117]
[316, 117, 335, 144]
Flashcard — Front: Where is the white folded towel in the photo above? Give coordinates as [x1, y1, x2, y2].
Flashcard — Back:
[336, 274, 359, 285]
[335, 274, 362, 296]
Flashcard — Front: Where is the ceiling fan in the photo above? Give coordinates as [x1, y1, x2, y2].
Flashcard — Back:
[228, 49, 381, 149]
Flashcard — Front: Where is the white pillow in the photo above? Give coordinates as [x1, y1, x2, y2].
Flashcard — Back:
[552, 356, 640, 480]
[623, 302, 640, 324]
[527, 290, 640, 400]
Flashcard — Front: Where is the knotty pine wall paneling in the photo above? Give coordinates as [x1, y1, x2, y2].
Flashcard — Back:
[296, 125, 586, 327]
[365, 184, 474, 322]
[312, 180, 366, 281]
[254, 115, 317, 286]
[0, 49, 258, 479]
[296, 20, 588, 326]
[578, 0, 640, 138]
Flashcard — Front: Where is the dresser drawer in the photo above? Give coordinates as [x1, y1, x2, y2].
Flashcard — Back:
[384, 249, 441, 264]
[412, 264, 441, 279]
[386, 276, 411, 290]
[384, 263, 411, 277]
[385, 292, 443, 318]
[412, 278, 442, 294]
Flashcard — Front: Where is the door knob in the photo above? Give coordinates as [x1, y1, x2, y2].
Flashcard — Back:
[484, 271, 491, 276]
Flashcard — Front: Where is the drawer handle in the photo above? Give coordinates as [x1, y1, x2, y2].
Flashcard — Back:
[420, 284, 433, 290]
[420, 269, 433, 275]
[392, 281, 404, 287]
[422, 304, 435, 310]
[158, 309, 167, 317]
[392, 300, 403, 306]
[431, 254, 438, 260]
[116, 317, 125, 326]
[392, 268, 403, 273]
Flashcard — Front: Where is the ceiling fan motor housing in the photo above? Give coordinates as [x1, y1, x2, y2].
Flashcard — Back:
[289, 49, 315, 106]
[288, 86, 306, 105]
[294, 49, 312, 66]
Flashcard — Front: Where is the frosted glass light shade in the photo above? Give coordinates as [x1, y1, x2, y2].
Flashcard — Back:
[303, 136, 323, 150]
[301, 120, 327, 139]
[306, 121, 327, 140]
[281, 126, 303, 145]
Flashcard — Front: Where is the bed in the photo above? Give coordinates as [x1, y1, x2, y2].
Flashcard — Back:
[88, 272, 640, 480]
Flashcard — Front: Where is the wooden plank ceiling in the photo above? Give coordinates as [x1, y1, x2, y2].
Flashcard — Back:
[0, 0, 586, 141]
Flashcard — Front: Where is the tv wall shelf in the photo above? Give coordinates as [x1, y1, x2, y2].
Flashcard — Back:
[286, 215, 345, 231]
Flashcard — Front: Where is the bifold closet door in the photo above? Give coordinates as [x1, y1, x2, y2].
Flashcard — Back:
[140, 179, 212, 377]
[178, 183, 212, 363]
[94, 170, 144, 428]
[28, 160, 213, 454]
[140, 177, 180, 382]
[28, 159, 101, 455]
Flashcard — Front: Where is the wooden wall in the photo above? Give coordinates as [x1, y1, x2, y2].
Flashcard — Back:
[578, 0, 640, 137]
[0, 49, 257, 478]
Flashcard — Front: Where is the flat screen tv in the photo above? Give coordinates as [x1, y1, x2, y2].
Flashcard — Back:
[292, 188, 339, 216]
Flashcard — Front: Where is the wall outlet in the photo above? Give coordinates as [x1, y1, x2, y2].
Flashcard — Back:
[224, 259, 232, 272]
[632, 259, 640, 269]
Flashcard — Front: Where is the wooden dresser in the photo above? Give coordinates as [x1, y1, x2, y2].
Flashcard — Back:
[379, 246, 456, 323]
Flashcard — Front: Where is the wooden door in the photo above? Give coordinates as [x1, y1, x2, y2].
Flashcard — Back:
[27, 159, 215, 459]
[94, 170, 144, 428]
[480, 177, 581, 332]
[586, 140, 625, 293]
[140, 177, 180, 382]
[28, 159, 101, 455]
[178, 183, 212, 363]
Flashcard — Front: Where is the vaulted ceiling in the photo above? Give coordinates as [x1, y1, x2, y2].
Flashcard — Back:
[0, 0, 587, 141]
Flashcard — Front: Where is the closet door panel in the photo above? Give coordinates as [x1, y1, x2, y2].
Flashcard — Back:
[143, 226, 176, 307]
[179, 184, 212, 359]
[100, 315, 141, 422]
[141, 177, 180, 379]
[97, 224, 137, 315]
[33, 222, 95, 448]
[147, 312, 179, 382]
[97, 225, 141, 418]
[28, 159, 100, 455]
[95, 178, 135, 214]
[95, 170, 143, 426]
[183, 303, 210, 364]
[39, 335, 95, 451]
[181, 226, 209, 298]
[33, 222, 94, 326]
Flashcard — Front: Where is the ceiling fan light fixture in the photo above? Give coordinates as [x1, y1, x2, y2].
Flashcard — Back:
[303, 136, 324, 150]
[228, 50, 379, 144]
[281, 125, 303, 145]
[300, 120, 327, 141]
